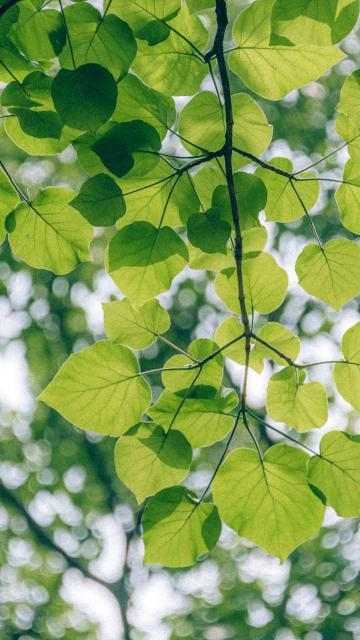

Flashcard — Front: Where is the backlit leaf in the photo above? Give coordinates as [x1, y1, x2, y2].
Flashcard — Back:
[103, 297, 170, 349]
[229, 0, 346, 100]
[187, 208, 231, 254]
[213, 445, 325, 560]
[334, 322, 360, 412]
[215, 253, 288, 315]
[38, 342, 151, 436]
[132, 5, 208, 96]
[71, 174, 125, 226]
[178, 91, 272, 161]
[107, 222, 188, 305]
[256, 158, 319, 223]
[149, 386, 238, 448]
[266, 367, 328, 432]
[271, 0, 358, 46]
[161, 339, 223, 392]
[111, 0, 180, 44]
[309, 431, 360, 517]
[142, 486, 221, 567]
[296, 239, 360, 309]
[92, 120, 161, 178]
[114, 423, 192, 503]
[8, 187, 93, 274]
[114, 73, 176, 139]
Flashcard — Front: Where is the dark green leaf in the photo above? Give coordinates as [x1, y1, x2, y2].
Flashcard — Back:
[51, 63, 117, 131]
[71, 174, 125, 226]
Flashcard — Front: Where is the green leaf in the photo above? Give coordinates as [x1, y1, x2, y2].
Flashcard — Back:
[296, 239, 360, 309]
[111, 0, 180, 44]
[213, 319, 300, 374]
[214, 317, 247, 367]
[187, 208, 231, 254]
[252, 322, 301, 372]
[0, 169, 19, 244]
[266, 367, 328, 432]
[107, 222, 188, 305]
[162, 339, 223, 392]
[336, 69, 360, 159]
[255, 158, 319, 223]
[114, 73, 176, 140]
[215, 253, 288, 315]
[142, 486, 221, 567]
[9, 1, 65, 60]
[309, 431, 360, 517]
[190, 225, 268, 271]
[58, 4, 136, 80]
[119, 163, 199, 228]
[1, 79, 41, 109]
[178, 91, 272, 161]
[241, 226, 268, 253]
[38, 342, 151, 436]
[70, 174, 125, 226]
[2, 71, 74, 155]
[212, 172, 267, 229]
[0, 0, 19, 37]
[19, 71, 54, 109]
[191, 163, 226, 211]
[213, 445, 325, 560]
[271, 0, 358, 46]
[187, 0, 214, 13]
[8, 187, 93, 274]
[334, 322, 360, 412]
[229, 0, 346, 100]
[52, 64, 117, 131]
[132, 5, 208, 96]
[335, 160, 360, 233]
[188, 245, 234, 272]
[103, 297, 170, 349]
[149, 386, 238, 448]
[0, 38, 34, 83]
[4, 114, 73, 156]
[9, 108, 63, 139]
[92, 120, 161, 179]
[114, 423, 192, 504]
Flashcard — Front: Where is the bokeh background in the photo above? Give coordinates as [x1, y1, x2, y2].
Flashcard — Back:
[1, 1, 360, 638]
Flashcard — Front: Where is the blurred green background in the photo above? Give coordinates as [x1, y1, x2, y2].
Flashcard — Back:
[1, 4, 360, 639]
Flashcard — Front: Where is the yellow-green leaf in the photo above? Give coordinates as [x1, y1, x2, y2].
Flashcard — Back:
[38, 342, 151, 436]
[266, 367, 328, 432]
[114, 423, 192, 503]
[296, 239, 360, 309]
[213, 445, 325, 560]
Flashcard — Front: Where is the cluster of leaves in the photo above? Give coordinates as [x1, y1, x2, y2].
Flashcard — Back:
[1, 0, 360, 569]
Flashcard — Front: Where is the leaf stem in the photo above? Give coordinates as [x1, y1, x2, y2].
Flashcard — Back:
[246, 408, 320, 457]
[157, 335, 200, 362]
[289, 178, 323, 249]
[0, 159, 28, 202]
[232, 146, 294, 178]
[59, 0, 76, 70]
[293, 134, 360, 175]
[197, 409, 242, 503]
[250, 331, 295, 366]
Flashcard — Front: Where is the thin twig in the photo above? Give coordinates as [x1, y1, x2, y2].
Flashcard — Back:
[289, 178, 323, 249]
[59, 0, 76, 70]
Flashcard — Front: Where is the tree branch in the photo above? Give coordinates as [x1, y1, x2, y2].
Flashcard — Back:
[212, 0, 251, 409]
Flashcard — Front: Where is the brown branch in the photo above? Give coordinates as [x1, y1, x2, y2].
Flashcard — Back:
[211, 0, 251, 408]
